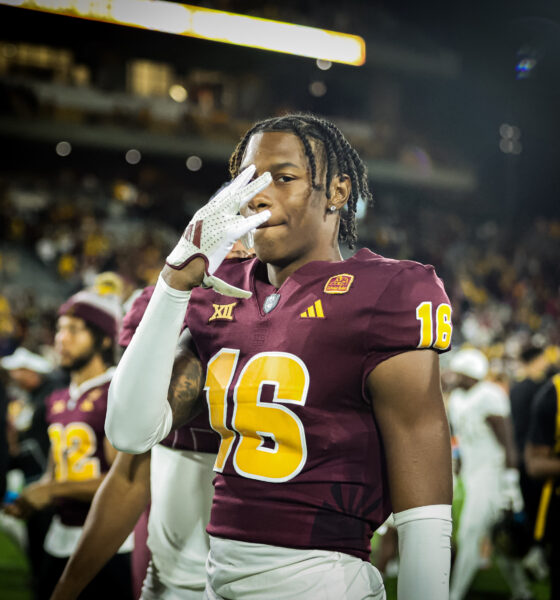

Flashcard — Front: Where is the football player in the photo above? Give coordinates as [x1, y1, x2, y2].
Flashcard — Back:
[3, 289, 132, 600]
[106, 113, 454, 599]
[525, 373, 560, 599]
[50, 250, 252, 600]
[510, 344, 550, 533]
[49, 424, 216, 600]
[447, 347, 533, 600]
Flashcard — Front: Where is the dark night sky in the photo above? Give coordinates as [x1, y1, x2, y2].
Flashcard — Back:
[385, 1, 560, 219]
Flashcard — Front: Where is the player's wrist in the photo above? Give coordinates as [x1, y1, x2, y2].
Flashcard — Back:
[162, 257, 205, 291]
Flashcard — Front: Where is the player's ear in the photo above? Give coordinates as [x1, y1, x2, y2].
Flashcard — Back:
[328, 174, 351, 210]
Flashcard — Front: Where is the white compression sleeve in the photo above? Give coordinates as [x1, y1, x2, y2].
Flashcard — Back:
[393, 504, 452, 600]
[105, 275, 191, 453]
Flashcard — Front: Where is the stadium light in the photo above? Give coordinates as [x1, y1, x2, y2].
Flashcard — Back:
[1, 0, 366, 66]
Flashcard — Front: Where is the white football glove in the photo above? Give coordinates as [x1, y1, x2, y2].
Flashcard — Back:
[500, 468, 524, 514]
[166, 165, 271, 298]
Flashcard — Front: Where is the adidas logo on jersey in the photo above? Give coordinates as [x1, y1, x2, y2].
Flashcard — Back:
[300, 300, 325, 319]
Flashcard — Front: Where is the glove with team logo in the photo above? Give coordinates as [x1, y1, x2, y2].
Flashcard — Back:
[166, 164, 271, 298]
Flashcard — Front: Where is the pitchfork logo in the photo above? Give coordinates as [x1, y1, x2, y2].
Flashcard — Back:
[183, 220, 203, 248]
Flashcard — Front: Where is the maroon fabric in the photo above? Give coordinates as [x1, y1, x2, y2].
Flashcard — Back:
[58, 293, 119, 339]
[119, 287, 154, 349]
[184, 249, 452, 560]
[119, 286, 219, 454]
[131, 504, 151, 599]
[45, 381, 112, 526]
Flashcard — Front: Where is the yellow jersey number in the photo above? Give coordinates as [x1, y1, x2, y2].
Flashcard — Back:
[48, 422, 101, 482]
[205, 349, 310, 483]
[416, 301, 452, 350]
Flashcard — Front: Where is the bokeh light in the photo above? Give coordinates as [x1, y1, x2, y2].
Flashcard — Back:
[169, 84, 188, 102]
[316, 59, 332, 70]
[125, 149, 142, 164]
[55, 141, 72, 157]
[186, 155, 203, 171]
[309, 80, 327, 97]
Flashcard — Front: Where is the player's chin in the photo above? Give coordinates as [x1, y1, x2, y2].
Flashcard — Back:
[253, 229, 285, 263]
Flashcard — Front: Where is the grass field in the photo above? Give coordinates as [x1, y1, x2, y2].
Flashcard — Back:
[0, 527, 31, 600]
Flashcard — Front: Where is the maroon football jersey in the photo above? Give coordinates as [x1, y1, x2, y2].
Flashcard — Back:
[119, 286, 219, 454]
[45, 374, 113, 526]
[185, 248, 453, 560]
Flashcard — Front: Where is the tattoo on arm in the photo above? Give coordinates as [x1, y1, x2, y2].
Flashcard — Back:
[168, 350, 204, 429]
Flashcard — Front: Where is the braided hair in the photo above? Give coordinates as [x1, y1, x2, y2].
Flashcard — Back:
[228, 112, 373, 249]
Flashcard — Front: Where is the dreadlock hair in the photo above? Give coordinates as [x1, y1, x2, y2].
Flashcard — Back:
[228, 112, 373, 249]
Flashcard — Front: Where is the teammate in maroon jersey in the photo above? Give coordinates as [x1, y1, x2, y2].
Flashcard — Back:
[50, 241, 253, 600]
[51, 285, 220, 600]
[106, 113, 454, 599]
[4, 289, 132, 600]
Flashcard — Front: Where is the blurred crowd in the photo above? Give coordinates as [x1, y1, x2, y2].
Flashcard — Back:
[1, 161, 558, 368]
[0, 165, 188, 359]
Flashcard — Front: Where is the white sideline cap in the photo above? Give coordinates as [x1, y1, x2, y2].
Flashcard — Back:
[449, 347, 489, 380]
[1, 347, 53, 374]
